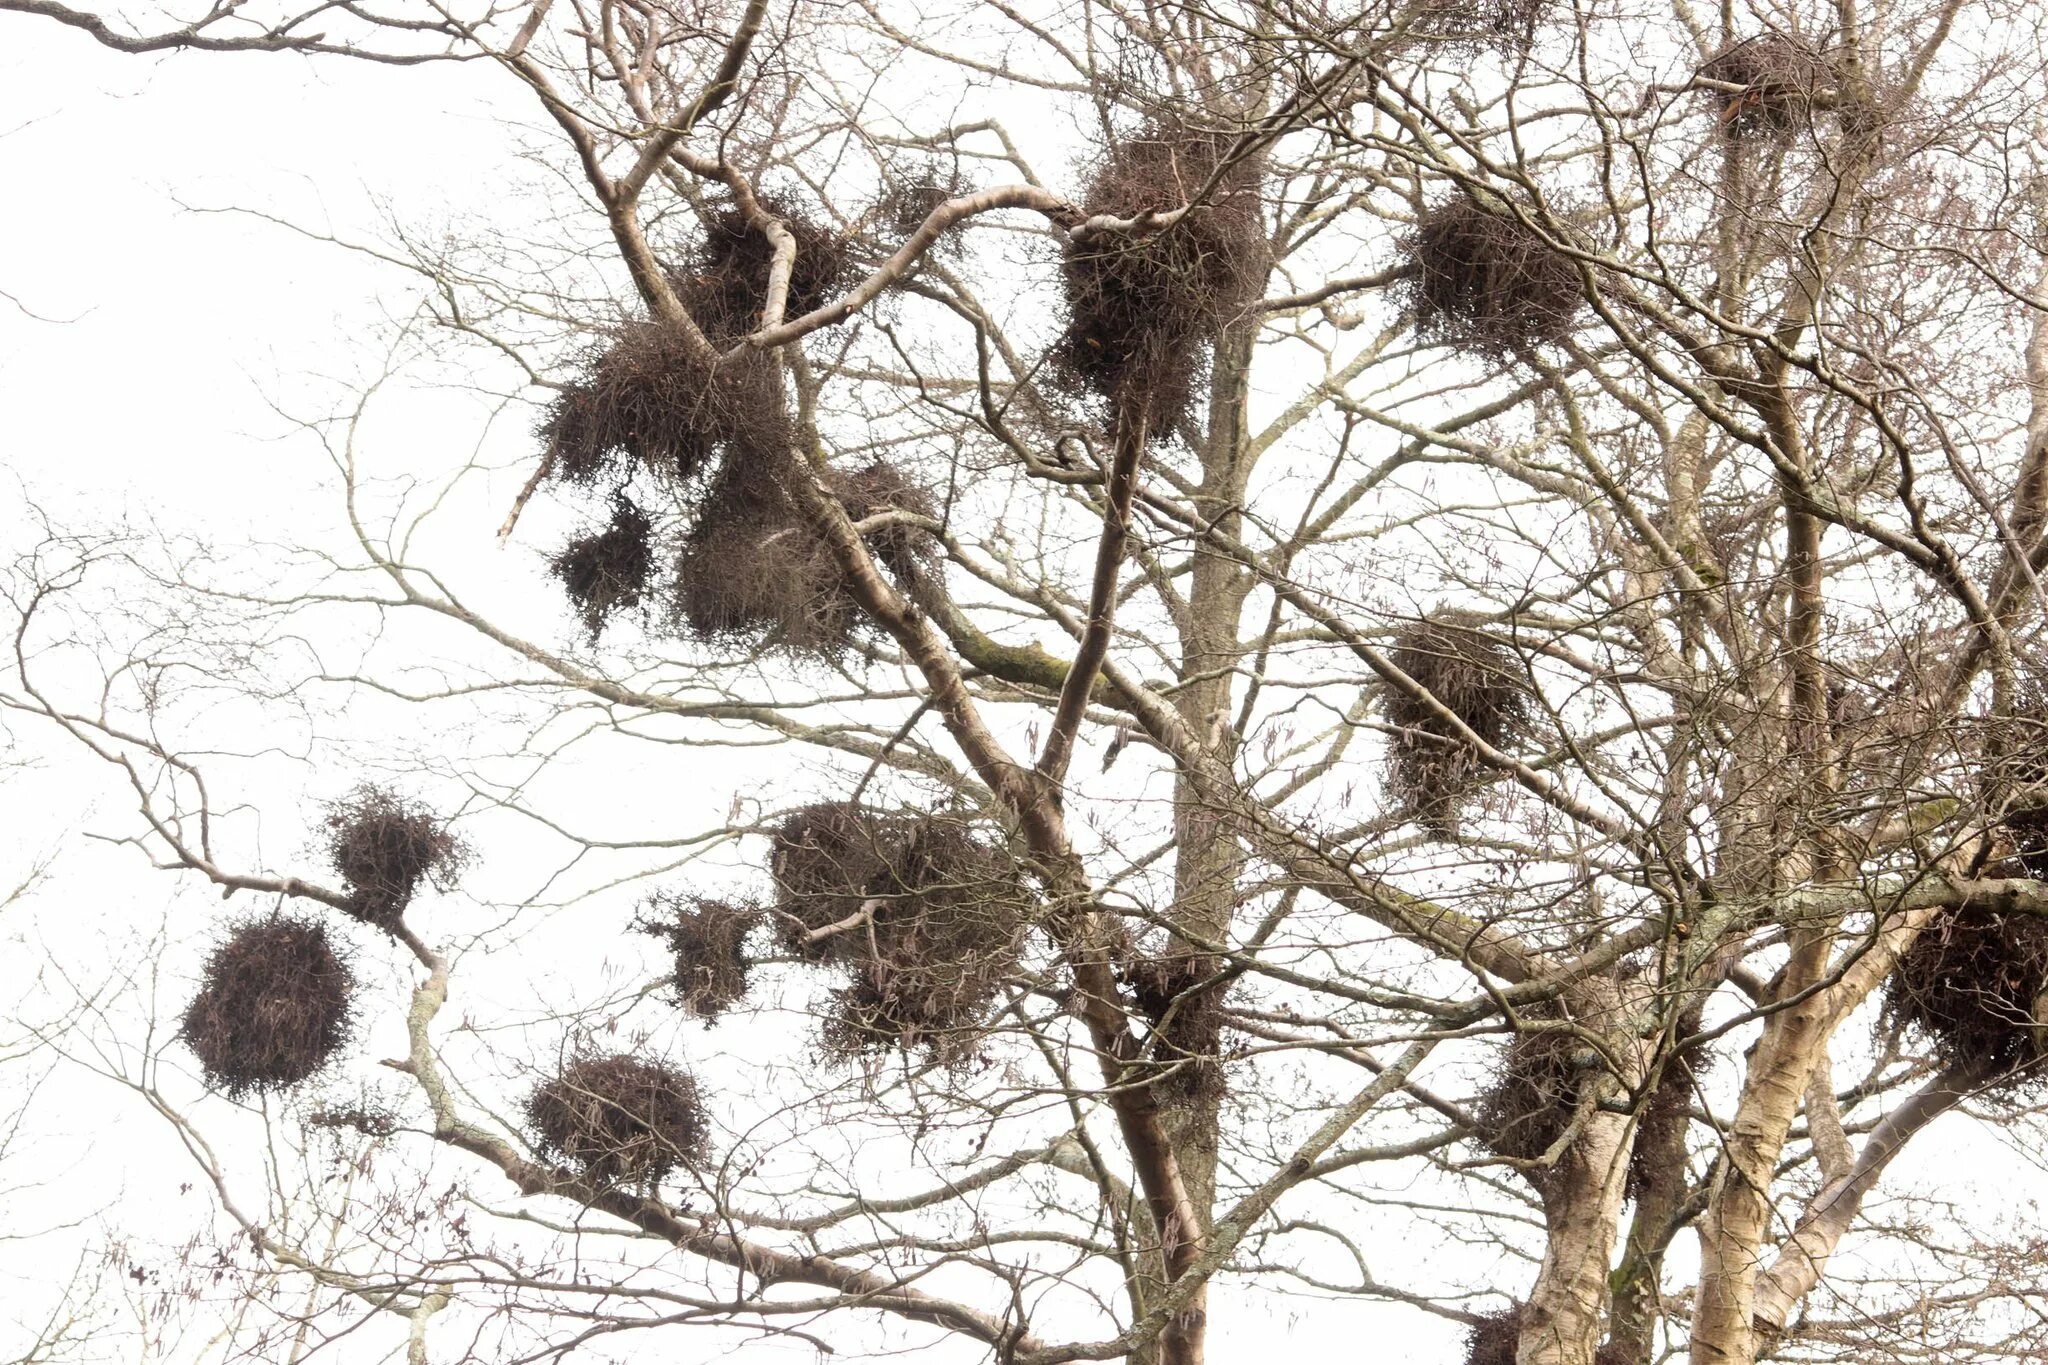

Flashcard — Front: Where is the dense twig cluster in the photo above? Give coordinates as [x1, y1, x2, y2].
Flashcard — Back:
[1122, 947, 1229, 1104]
[180, 913, 357, 1098]
[671, 455, 939, 658]
[770, 802, 1032, 1058]
[545, 347, 936, 657]
[873, 163, 974, 262]
[677, 196, 859, 343]
[1466, 1305, 1631, 1365]
[525, 1053, 711, 1185]
[829, 461, 941, 580]
[639, 895, 764, 1018]
[539, 184, 944, 659]
[552, 497, 656, 640]
[1700, 35, 1830, 138]
[672, 458, 863, 657]
[1883, 904, 2048, 1082]
[1056, 119, 1268, 431]
[1383, 616, 1533, 835]
[1473, 1021, 1585, 1181]
[1477, 1007, 1709, 1202]
[1983, 700, 2048, 879]
[1464, 1305, 1529, 1365]
[1400, 194, 1585, 355]
[542, 323, 788, 488]
[324, 786, 469, 931]
[1409, 0, 1549, 50]
[1624, 1012, 1713, 1203]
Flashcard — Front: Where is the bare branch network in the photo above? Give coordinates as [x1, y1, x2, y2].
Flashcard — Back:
[5, 0, 2048, 1363]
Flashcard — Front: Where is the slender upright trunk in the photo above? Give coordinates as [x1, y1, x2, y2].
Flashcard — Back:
[1518, 984, 1642, 1365]
[1144, 323, 1258, 1365]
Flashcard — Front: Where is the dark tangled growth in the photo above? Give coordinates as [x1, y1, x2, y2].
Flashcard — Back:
[1624, 1009, 1714, 1203]
[677, 196, 860, 344]
[1409, 0, 1549, 50]
[828, 461, 941, 581]
[874, 164, 975, 263]
[769, 802, 1032, 1058]
[1056, 120, 1268, 431]
[525, 1053, 711, 1184]
[1481, 1003, 1710, 1202]
[1465, 1305, 1528, 1365]
[542, 323, 789, 489]
[1465, 1305, 1632, 1365]
[672, 456, 939, 659]
[1474, 1022, 1585, 1182]
[1383, 616, 1532, 835]
[1983, 699, 2048, 879]
[1401, 194, 1585, 355]
[537, 183, 947, 662]
[1122, 947, 1228, 1104]
[180, 913, 357, 1098]
[324, 786, 470, 931]
[673, 460, 859, 657]
[1883, 904, 2048, 1083]
[552, 496, 656, 640]
[769, 800, 910, 954]
[1700, 35, 1829, 139]
[639, 895, 764, 1018]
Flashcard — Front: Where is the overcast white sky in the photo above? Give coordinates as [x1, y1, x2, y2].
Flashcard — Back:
[6, 13, 2048, 1364]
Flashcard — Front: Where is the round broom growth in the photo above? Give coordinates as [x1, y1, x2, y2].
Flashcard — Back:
[1473, 1023, 1585, 1179]
[672, 458, 938, 660]
[1466, 1306, 1631, 1365]
[1122, 947, 1228, 1105]
[769, 802, 1032, 1059]
[324, 786, 470, 931]
[1409, 0, 1549, 51]
[820, 816, 1032, 1060]
[1624, 1012, 1714, 1203]
[769, 801, 913, 955]
[1400, 194, 1585, 356]
[1699, 35, 1829, 139]
[827, 460, 941, 582]
[1056, 121, 1268, 431]
[672, 467, 862, 659]
[1383, 616, 1532, 835]
[552, 496, 656, 641]
[542, 324, 789, 488]
[1981, 699, 2048, 880]
[873, 163, 974, 263]
[1882, 904, 2048, 1082]
[180, 912, 357, 1098]
[525, 1053, 711, 1185]
[1464, 1304, 1528, 1365]
[677, 195, 860, 344]
[638, 895, 764, 1019]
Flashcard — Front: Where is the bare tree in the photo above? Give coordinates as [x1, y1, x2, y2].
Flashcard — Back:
[6, 0, 2048, 1363]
